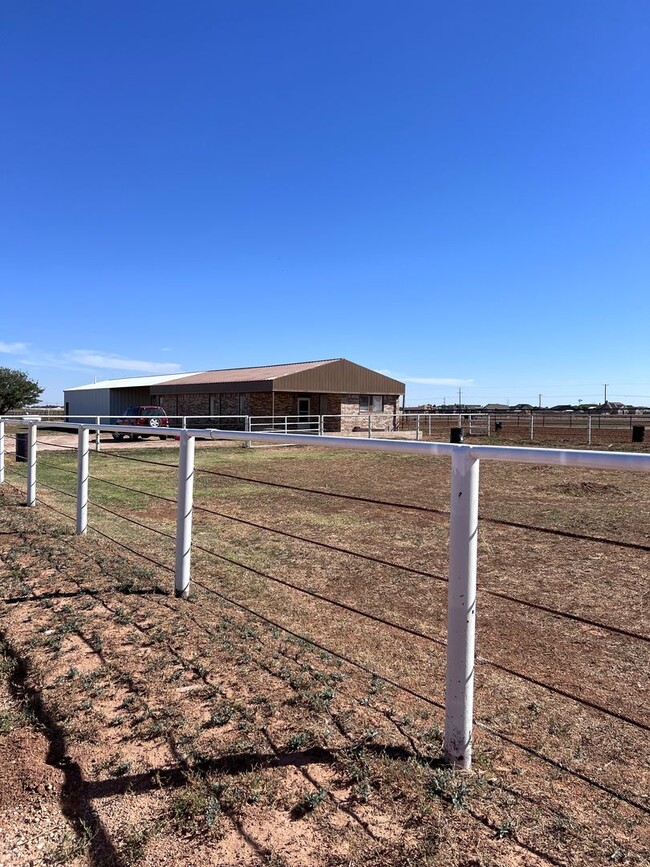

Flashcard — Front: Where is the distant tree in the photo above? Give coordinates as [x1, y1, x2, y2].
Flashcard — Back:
[0, 367, 44, 414]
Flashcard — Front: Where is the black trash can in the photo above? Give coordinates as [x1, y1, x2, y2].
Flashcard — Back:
[450, 427, 463, 444]
[15, 431, 28, 462]
[632, 425, 645, 443]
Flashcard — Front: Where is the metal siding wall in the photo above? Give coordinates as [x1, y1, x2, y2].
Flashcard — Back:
[63, 389, 111, 423]
[275, 359, 405, 395]
[109, 387, 155, 417]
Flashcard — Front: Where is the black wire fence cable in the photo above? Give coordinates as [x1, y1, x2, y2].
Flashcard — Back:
[35, 438, 79, 451]
[475, 655, 650, 734]
[11, 462, 650, 727]
[476, 722, 650, 816]
[86, 524, 174, 573]
[35, 479, 77, 500]
[192, 575, 445, 711]
[193, 503, 649, 645]
[21, 465, 650, 734]
[93, 450, 178, 469]
[86, 474, 177, 504]
[195, 467, 650, 553]
[193, 502, 449, 582]
[86, 500, 176, 541]
[9, 442, 650, 634]
[28, 476, 650, 733]
[12, 455, 650, 719]
[194, 536, 649, 732]
[192, 575, 649, 817]
[3, 482, 646, 820]
[192, 541, 447, 648]
[33, 457, 79, 476]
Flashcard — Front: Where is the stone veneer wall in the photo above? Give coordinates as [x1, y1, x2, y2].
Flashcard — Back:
[339, 394, 399, 433]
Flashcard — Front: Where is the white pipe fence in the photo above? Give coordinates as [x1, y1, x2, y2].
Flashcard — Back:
[1, 417, 649, 771]
[4, 411, 648, 447]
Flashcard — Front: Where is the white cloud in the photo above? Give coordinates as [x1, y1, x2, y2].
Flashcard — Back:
[66, 350, 182, 374]
[16, 347, 182, 375]
[0, 341, 28, 353]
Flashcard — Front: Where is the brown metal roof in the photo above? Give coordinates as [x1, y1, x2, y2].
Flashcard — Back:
[154, 358, 405, 397]
[162, 359, 337, 387]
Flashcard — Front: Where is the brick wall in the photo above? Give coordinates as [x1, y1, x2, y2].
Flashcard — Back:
[153, 390, 399, 434]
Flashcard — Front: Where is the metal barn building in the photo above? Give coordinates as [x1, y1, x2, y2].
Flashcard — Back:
[64, 359, 406, 431]
[63, 373, 189, 423]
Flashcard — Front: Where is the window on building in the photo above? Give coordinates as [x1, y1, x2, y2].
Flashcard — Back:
[360, 395, 384, 413]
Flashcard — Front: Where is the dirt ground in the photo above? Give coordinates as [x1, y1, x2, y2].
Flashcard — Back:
[0, 439, 648, 866]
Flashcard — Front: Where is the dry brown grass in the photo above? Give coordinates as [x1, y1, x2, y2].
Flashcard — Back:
[0, 439, 648, 866]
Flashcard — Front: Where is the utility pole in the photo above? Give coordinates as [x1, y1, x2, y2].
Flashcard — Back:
[604, 384, 608, 404]
[458, 387, 462, 410]
[538, 393, 542, 409]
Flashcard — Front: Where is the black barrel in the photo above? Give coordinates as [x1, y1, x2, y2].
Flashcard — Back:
[632, 425, 645, 443]
[450, 427, 463, 444]
[15, 431, 28, 462]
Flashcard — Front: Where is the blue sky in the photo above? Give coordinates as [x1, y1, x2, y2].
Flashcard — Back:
[1, 1, 648, 406]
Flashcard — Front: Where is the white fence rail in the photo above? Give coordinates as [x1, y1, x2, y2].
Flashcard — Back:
[3, 411, 649, 447]
[1, 417, 649, 771]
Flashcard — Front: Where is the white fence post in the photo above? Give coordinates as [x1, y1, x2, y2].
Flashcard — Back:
[588, 415, 592, 446]
[0, 420, 4, 485]
[76, 427, 89, 534]
[487, 414, 491, 437]
[530, 414, 535, 442]
[95, 417, 101, 452]
[174, 433, 195, 599]
[415, 414, 420, 441]
[27, 422, 37, 507]
[444, 446, 480, 769]
[245, 416, 252, 449]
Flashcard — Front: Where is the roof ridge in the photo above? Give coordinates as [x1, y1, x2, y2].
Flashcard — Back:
[192, 358, 341, 374]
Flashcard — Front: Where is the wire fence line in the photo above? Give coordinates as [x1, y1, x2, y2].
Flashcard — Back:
[14, 449, 648, 732]
[7, 496, 642, 856]
[1, 475, 648, 817]
[1, 417, 649, 779]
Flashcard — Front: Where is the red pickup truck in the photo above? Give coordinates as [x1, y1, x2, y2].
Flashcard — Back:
[112, 406, 170, 441]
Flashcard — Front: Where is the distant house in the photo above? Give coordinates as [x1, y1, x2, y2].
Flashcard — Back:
[64, 359, 405, 433]
[483, 403, 510, 412]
